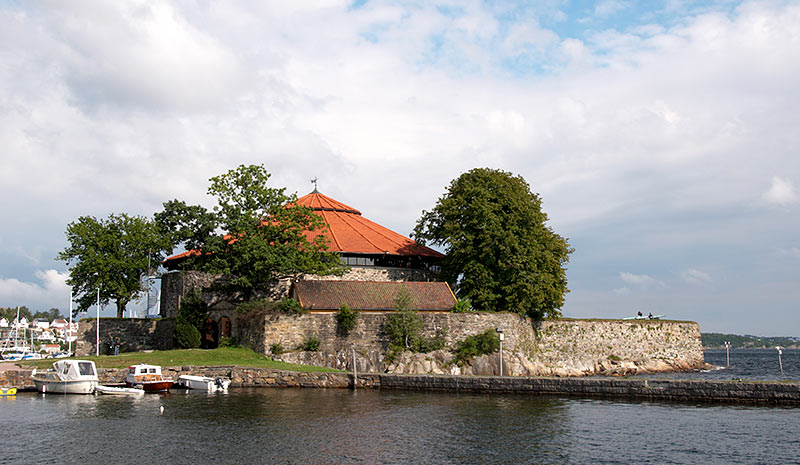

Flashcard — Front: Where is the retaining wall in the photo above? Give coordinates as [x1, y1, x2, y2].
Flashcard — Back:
[264, 313, 704, 376]
[4, 365, 797, 405]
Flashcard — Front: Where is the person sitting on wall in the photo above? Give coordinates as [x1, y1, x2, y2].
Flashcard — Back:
[648, 313, 653, 319]
[637, 311, 643, 317]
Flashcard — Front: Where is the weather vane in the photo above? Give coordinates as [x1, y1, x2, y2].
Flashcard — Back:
[311, 177, 319, 193]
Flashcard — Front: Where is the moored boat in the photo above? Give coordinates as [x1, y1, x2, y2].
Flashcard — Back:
[1, 386, 17, 396]
[31, 360, 99, 394]
[177, 374, 231, 391]
[95, 384, 145, 396]
[125, 364, 174, 393]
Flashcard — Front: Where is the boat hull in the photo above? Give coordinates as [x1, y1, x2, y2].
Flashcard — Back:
[178, 375, 231, 391]
[32, 378, 97, 395]
[126, 380, 174, 393]
[95, 385, 145, 395]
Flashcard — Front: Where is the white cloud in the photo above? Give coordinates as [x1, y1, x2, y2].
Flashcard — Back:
[619, 272, 666, 289]
[762, 176, 798, 206]
[681, 268, 712, 285]
[0, 270, 70, 310]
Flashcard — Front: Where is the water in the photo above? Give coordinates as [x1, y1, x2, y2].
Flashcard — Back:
[645, 348, 799, 381]
[2, 386, 798, 465]
[2, 350, 798, 464]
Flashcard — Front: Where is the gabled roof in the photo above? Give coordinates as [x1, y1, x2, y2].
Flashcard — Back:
[295, 192, 443, 258]
[293, 280, 456, 312]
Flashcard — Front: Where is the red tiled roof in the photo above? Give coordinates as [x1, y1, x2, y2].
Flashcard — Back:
[166, 192, 443, 264]
[295, 192, 443, 258]
[293, 280, 456, 312]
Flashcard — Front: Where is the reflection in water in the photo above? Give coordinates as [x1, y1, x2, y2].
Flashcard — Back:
[1, 388, 798, 465]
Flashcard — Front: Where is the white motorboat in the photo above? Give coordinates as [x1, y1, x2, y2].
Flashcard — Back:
[125, 364, 174, 392]
[177, 374, 231, 391]
[31, 360, 99, 394]
[95, 384, 145, 396]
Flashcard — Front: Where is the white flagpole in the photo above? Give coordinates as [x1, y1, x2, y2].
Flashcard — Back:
[95, 288, 100, 357]
[68, 290, 73, 355]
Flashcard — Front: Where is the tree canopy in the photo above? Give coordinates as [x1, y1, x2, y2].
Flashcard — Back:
[58, 213, 172, 318]
[156, 164, 342, 299]
[413, 168, 573, 319]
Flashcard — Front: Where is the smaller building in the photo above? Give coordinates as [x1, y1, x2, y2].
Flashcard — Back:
[291, 280, 457, 312]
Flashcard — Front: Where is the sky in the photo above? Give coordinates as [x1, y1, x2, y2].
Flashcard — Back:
[1, 0, 798, 335]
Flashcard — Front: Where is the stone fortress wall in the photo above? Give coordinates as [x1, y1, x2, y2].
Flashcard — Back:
[259, 312, 704, 377]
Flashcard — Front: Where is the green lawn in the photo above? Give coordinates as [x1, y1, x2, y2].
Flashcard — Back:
[21, 347, 340, 372]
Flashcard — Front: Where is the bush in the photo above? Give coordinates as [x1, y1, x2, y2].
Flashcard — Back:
[173, 318, 201, 349]
[179, 288, 208, 332]
[270, 342, 284, 355]
[414, 328, 447, 353]
[385, 289, 422, 350]
[236, 297, 271, 314]
[298, 335, 321, 351]
[218, 336, 239, 348]
[278, 297, 307, 315]
[451, 299, 472, 313]
[336, 304, 359, 336]
[450, 329, 500, 366]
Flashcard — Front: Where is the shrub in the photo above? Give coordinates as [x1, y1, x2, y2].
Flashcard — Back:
[450, 329, 500, 366]
[270, 342, 284, 355]
[414, 328, 447, 353]
[336, 303, 359, 336]
[236, 297, 272, 314]
[173, 318, 201, 349]
[608, 354, 621, 362]
[451, 299, 472, 313]
[385, 289, 422, 350]
[298, 335, 321, 351]
[218, 336, 239, 348]
[278, 297, 307, 315]
[179, 288, 208, 332]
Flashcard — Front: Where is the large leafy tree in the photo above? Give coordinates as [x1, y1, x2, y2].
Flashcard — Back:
[58, 214, 172, 318]
[156, 164, 341, 299]
[413, 168, 573, 319]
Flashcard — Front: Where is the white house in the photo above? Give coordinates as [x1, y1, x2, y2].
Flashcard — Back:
[0, 317, 8, 328]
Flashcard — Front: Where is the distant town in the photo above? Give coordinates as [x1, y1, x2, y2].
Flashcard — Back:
[1, 307, 76, 359]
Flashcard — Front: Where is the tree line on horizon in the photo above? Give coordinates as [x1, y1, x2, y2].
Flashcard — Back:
[58, 164, 573, 323]
[0, 306, 65, 323]
[701, 332, 799, 349]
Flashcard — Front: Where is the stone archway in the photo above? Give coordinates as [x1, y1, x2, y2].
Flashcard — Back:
[219, 316, 232, 339]
[203, 317, 219, 349]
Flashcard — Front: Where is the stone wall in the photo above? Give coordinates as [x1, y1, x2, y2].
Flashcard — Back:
[379, 375, 800, 405]
[261, 313, 705, 377]
[75, 318, 175, 356]
[160, 266, 437, 318]
[306, 266, 438, 282]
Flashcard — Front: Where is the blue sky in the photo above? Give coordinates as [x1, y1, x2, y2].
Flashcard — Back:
[0, 0, 798, 335]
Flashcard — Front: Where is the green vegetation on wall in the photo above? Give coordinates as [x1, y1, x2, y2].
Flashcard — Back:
[336, 303, 359, 336]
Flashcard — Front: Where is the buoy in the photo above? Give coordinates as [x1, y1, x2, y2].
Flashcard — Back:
[160, 405, 164, 414]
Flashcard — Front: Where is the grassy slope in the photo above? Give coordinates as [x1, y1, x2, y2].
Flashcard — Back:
[21, 347, 340, 372]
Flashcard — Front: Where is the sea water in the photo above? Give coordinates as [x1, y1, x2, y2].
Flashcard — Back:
[1, 349, 798, 465]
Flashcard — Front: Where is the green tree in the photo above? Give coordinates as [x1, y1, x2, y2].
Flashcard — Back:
[157, 164, 342, 300]
[385, 289, 423, 350]
[58, 213, 172, 318]
[414, 168, 573, 319]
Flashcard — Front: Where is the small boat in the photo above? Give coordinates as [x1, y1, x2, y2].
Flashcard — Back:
[125, 364, 174, 393]
[1, 386, 17, 396]
[95, 385, 145, 396]
[31, 360, 99, 394]
[177, 374, 231, 391]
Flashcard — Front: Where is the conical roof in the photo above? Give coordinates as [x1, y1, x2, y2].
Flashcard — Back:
[165, 191, 443, 266]
[295, 192, 443, 258]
